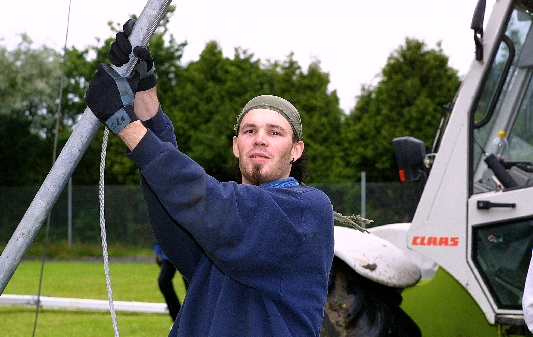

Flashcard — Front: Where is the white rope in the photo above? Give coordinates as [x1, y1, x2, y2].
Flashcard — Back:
[94, 3, 174, 334]
[99, 127, 120, 337]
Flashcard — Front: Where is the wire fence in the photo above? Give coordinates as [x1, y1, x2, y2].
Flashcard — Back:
[0, 182, 423, 248]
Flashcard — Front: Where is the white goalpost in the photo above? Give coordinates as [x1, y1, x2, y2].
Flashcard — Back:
[0, 294, 168, 314]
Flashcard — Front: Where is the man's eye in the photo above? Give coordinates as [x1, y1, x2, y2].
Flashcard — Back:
[271, 131, 280, 136]
[243, 129, 255, 134]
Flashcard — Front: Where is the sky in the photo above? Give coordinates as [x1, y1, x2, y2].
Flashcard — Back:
[0, 0, 496, 113]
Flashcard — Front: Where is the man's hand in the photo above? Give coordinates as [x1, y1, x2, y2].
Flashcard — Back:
[155, 254, 163, 267]
[108, 18, 157, 92]
[85, 63, 139, 134]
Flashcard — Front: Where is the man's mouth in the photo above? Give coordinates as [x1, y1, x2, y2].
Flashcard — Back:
[249, 153, 270, 164]
[249, 152, 269, 159]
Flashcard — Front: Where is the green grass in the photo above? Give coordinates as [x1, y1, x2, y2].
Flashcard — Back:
[401, 268, 532, 337]
[1, 308, 174, 336]
[20, 241, 154, 259]
[4, 259, 532, 336]
[1, 260, 187, 336]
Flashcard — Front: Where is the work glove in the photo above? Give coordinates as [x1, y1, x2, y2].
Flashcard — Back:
[108, 18, 157, 92]
[85, 63, 139, 134]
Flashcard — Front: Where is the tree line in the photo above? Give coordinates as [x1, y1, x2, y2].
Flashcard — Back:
[0, 7, 461, 186]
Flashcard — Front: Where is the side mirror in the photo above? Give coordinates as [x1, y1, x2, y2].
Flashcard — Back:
[393, 137, 426, 182]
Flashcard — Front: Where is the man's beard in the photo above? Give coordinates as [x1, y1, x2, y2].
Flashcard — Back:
[248, 164, 264, 186]
[238, 149, 293, 186]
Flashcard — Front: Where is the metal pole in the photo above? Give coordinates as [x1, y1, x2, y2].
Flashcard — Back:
[361, 171, 366, 226]
[0, 0, 174, 294]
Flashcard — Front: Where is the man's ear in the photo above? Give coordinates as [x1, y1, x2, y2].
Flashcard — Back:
[291, 140, 304, 161]
[232, 136, 240, 158]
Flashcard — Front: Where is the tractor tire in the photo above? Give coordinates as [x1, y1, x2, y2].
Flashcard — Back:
[320, 257, 421, 337]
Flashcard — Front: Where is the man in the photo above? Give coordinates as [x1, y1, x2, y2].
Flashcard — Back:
[154, 241, 188, 321]
[85, 20, 334, 337]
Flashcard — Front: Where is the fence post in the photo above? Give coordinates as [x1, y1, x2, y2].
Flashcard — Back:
[68, 177, 72, 249]
[361, 171, 366, 226]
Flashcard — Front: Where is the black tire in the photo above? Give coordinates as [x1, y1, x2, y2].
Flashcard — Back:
[320, 257, 421, 337]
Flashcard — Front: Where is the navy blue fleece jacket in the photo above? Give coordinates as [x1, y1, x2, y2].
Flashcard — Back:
[127, 108, 334, 336]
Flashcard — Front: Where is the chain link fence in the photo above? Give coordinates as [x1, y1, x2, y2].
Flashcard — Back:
[0, 182, 424, 248]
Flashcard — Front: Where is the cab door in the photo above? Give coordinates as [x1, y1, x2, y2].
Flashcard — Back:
[469, 3, 533, 319]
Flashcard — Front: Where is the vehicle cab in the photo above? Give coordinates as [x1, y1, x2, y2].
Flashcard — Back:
[405, 0, 533, 326]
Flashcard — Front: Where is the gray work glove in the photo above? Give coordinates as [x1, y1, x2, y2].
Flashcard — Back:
[85, 63, 139, 134]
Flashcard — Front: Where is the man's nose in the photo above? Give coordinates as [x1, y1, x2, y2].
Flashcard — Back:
[254, 131, 268, 146]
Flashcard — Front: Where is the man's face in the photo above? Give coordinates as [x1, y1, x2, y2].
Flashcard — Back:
[233, 109, 304, 186]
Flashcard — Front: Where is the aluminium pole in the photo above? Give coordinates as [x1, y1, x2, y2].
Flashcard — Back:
[0, 0, 174, 294]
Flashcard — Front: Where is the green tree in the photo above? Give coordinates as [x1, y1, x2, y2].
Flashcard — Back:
[51, 4, 348, 185]
[265, 56, 345, 183]
[164, 43, 344, 183]
[0, 34, 63, 138]
[0, 114, 52, 185]
[99, 9, 187, 185]
[0, 35, 63, 185]
[341, 38, 461, 181]
[0, 23, 463, 187]
[62, 7, 187, 185]
[162, 41, 260, 182]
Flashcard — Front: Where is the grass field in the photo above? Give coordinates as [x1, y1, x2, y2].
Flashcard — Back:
[3, 259, 533, 336]
[1, 260, 188, 336]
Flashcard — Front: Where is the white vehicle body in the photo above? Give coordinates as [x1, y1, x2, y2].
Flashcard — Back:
[407, 0, 533, 325]
[332, 0, 533, 330]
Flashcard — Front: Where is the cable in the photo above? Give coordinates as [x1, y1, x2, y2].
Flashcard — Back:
[31, 1, 120, 335]
[32, 2, 171, 334]
[99, 128, 120, 336]
[32, 1, 72, 335]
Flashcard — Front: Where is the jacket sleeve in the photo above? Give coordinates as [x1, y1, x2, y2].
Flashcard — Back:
[141, 106, 176, 146]
[141, 175, 202, 282]
[136, 107, 204, 282]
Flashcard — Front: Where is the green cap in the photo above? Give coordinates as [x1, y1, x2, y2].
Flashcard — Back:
[234, 95, 302, 139]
